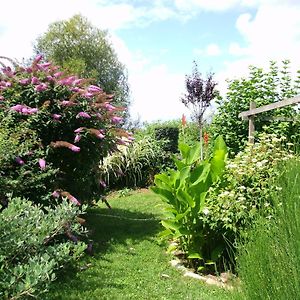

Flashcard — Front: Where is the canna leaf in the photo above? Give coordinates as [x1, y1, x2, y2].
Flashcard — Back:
[178, 142, 190, 160]
[186, 142, 201, 165]
[190, 163, 211, 187]
[173, 157, 186, 171]
[161, 220, 181, 231]
[211, 135, 227, 181]
[177, 188, 195, 208]
[175, 207, 191, 221]
[179, 166, 191, 187]
[157, 229, 172, 239]
[150, 187, 176, 205]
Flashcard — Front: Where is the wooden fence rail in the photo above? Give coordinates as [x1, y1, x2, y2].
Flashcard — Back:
[238, 95, 300, 143]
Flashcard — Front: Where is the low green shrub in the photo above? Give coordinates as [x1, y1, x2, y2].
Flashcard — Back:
[0, 198, 87, 299]
[236, 159, 300, 299]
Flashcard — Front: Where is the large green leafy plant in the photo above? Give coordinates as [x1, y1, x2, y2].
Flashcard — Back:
[0, 56, 130, 204]
[151, 136, 227, 271]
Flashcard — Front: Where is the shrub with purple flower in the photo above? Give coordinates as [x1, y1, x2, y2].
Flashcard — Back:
[0, 56, 129, 205]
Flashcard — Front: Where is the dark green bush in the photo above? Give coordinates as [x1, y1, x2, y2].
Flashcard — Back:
[0, 116, 58, 204]
[154, 126, 179, 153]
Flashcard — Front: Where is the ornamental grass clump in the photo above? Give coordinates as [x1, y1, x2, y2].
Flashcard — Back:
[0, 55, 130, 205]
[99, 136, 163, 189]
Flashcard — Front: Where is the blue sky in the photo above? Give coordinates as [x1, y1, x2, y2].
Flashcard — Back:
[1, 0, 300, 122]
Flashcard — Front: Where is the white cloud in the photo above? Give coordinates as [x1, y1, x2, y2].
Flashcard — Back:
[206, 44, 222, 56]
[218, 1, 300, 98]
[128, 64, 189, 122]
[228, 42, 249, 56]
[175, 0, 240, 12]
[235, 4, 300, 63]
[194, 43, 222, 57]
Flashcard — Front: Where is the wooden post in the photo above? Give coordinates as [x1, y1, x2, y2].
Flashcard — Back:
[248, 102, 256, 144]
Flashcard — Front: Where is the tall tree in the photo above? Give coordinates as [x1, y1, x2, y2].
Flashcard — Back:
[34, 14, 129, 109]
[181, 61, 218, 159]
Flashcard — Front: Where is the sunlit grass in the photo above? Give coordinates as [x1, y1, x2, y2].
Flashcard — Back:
[47, 189, 234, 299]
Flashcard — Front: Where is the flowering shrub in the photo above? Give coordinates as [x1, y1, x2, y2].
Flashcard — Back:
[202, 134, 296, 256]
[0, 117, 58, 204]
[0, 197, 87, 299]
[0, 56, 130, 204]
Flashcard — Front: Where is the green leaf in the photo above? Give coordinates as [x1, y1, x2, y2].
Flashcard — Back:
[179, 166, 191, 187]
[189, 164, 204, 183]
[178, 143, 190, 159]
[157, 229, 172, 239]
[187, 252, 202, 259]
[190, 163, 211, 187]
[177, 188, 195, 208]
[205, 261, 216, 266]
[161, 220, 181, 231]
[186, 143, 201, 165]
[173, 157, 186, 171]
[175, 207, 191, 221]
[210, 136, 227, 182]
[199, 192, 207, 212]
[169, 169, 180, 186]
[213, 135, 227, 154]
[154, 173, 170, 185]
[150, 187, 176, 205]
[178, 227, 191, 235]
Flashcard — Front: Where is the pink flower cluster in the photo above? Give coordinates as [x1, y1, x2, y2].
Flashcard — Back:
[10, 104, 38, 115]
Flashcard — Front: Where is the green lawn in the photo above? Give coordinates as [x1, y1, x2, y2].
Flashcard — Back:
[47, 189, 236, 300]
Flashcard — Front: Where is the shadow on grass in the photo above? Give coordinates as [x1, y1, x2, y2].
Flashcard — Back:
[85, 206, 162, 254]
[49, 206, 163, 298]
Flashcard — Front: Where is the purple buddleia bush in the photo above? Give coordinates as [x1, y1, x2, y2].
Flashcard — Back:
[0, 55, 132, 205]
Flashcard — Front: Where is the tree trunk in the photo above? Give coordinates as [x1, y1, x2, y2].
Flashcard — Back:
[199, 119, 203, 160]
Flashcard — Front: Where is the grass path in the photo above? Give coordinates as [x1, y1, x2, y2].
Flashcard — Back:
[48, 189, 235, 300]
